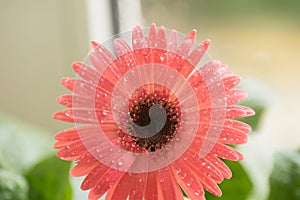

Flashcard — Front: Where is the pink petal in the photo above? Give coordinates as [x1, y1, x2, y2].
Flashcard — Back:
[53, 109, 95, 124]
[88, 169, 125, 200]
[167, 29, 178, 52]
[81, 163, 110, 190]
[172, 158, 205, 199]
[53, 108, 115, 124]
[156, 26, 167, 50]
[70, 159, 99, 177]
[198, 170, 222, 196]
[56, 94, 73, 108]
[226, 89, 248, 104]
[60, 77, 76, 92]
[212, 143, 244, 161]
[109, 173, 133, 200]
[128, 173, 147, 200]
[56, 141, 87, 160]
[132, 25, 148, 50]
[144, 172, 159, 200]
[225, 119, 252, 133]
[114, 38, 137, 72]
[207, 154, 232, 179]
[180, 148, 224, 184]
[188, 39, 210, 66]
[53, 140, 79, 148]
[148, 23, 157, 48]
[89, 43, 116, 73]
[54, 126, 80, 141]
[57, 94, 99, 108]
[218, 126, 248, 145]
[226, 105, 255, 118]
[190, 154, 224, 184]
[61, 78, 110, 99]
[157, 167, 184, 200]
[72, 62, 100, 84]
[223, 76, 241, 91]
[176, 29, 197, 58]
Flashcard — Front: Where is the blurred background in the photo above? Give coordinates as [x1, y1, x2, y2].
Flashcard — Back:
[0, 0, 300, 199]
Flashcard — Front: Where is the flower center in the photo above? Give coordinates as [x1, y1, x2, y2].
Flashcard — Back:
[118, 85, 181, 152]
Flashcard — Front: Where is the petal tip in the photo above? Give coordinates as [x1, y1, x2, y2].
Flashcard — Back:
[188, 29, 197, 39]
[91, 41, 100, 49]
[202, 39, 211, 49]
[150, 22, 157, 28]
[72, 62, 81, 72]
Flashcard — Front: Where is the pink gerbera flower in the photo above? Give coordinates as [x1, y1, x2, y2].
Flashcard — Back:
[53, 23, 254, 200]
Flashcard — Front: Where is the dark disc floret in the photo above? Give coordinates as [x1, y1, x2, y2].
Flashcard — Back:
[118, 86, 181, 152]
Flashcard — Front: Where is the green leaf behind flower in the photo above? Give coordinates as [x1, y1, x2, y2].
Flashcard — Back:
[0, 114, 53, 173]
[26, 155, 73, 200]
[268, 150, 300, 200]
[0, 169, 28, 200]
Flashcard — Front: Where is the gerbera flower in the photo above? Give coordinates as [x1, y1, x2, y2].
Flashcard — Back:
[53, 23, 254, 200]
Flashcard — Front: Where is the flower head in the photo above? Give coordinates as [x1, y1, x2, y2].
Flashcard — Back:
[53, 23, 254, 200]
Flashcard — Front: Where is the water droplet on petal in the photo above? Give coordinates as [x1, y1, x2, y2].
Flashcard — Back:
[118, 161, 123, 166]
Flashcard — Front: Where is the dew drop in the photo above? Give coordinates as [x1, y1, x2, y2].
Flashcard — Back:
[133, 39, 137, 45]
[181, 172, 187, 179]
[65, 110, 72, 117]
[102, 110, 109, 116]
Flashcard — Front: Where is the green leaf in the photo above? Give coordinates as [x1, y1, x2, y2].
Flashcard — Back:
[26, 155, 73, 200]
[0, 114, 53, 173]
[268, 150, 300, 200]
[0, 169, 29, 200]
[205, 161, 253, 200]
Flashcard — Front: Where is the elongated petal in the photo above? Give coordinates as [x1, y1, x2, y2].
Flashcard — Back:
[157, 167, 183, 200]
[172, 158, 205, 199]
[188, 39, 210, 66]
[132, 25, 148, 50]
[168, 29, 178, 52]
[144, 172, 159, 200]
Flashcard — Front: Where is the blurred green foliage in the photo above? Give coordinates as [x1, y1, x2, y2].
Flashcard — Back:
[0, 115, 72, 200]
[0, 169, 28, 200]
[26, 156, 72, 200]
[268, 150, 300, 200]
[0, 115, 53, 173]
